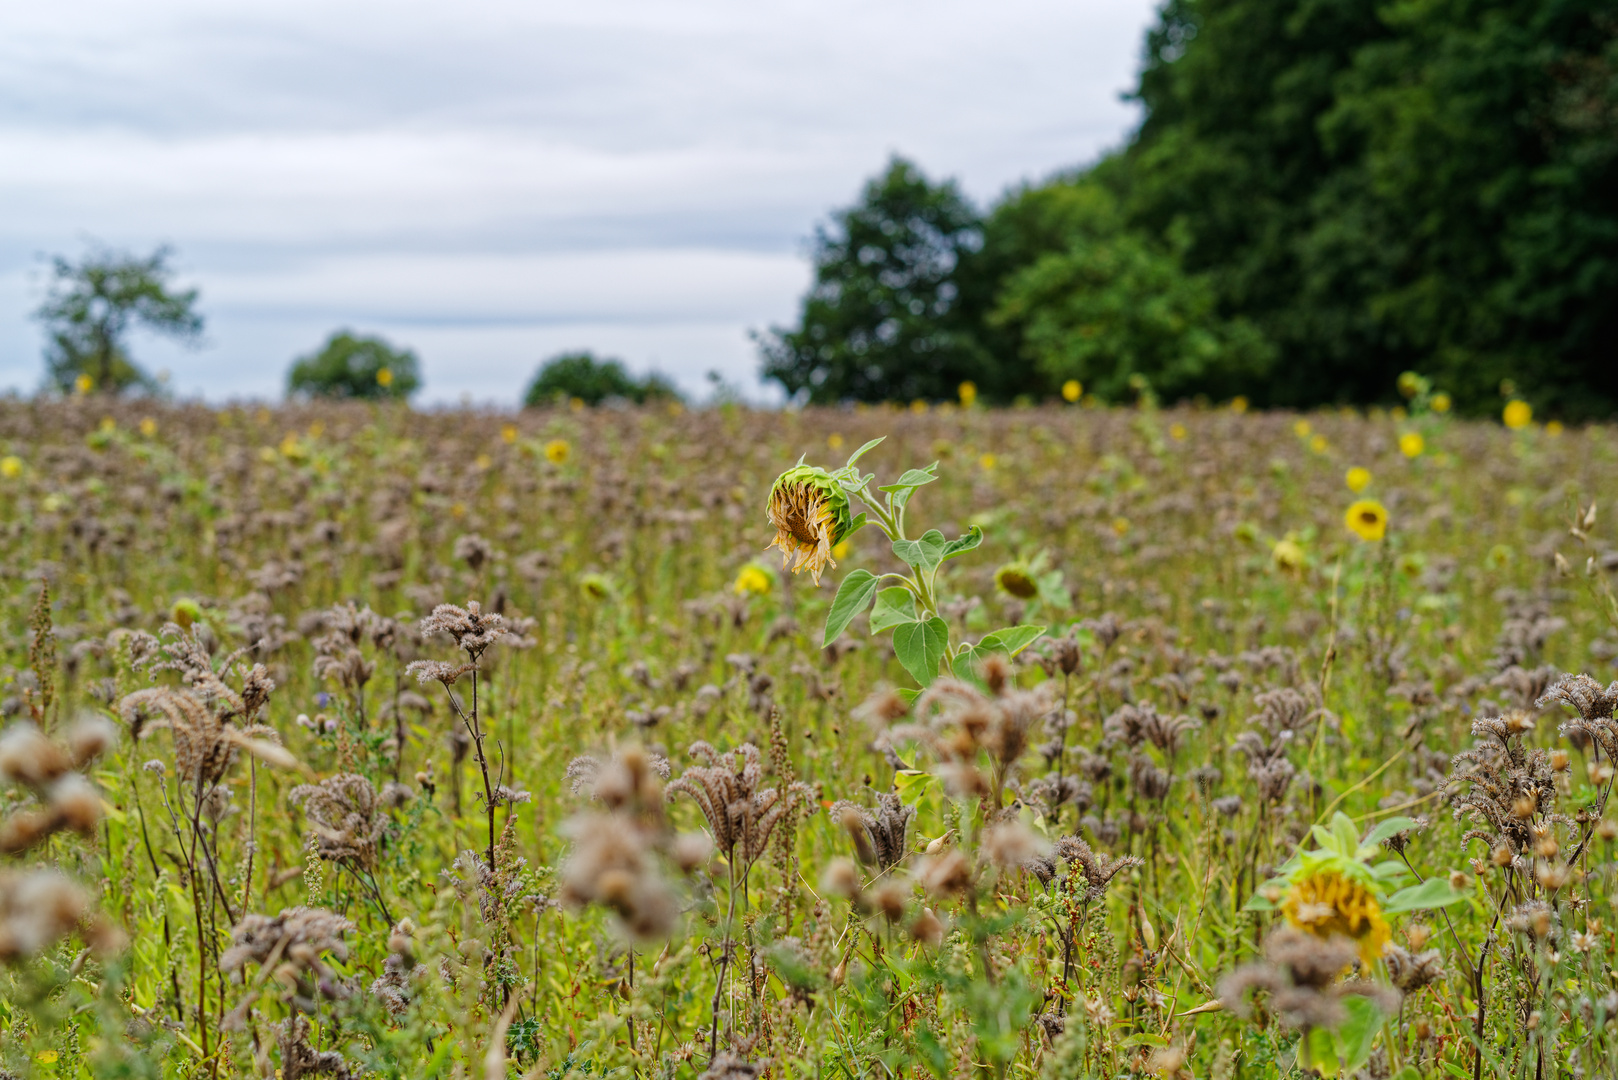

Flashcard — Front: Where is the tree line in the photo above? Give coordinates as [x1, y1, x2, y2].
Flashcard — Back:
[761, 0, 1618, 415]
[30, 246, 676, 407]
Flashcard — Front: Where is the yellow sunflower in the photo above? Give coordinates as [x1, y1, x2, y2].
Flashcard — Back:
[765, 465, 853, 585]
[1345, 499, 1388, 541]
[1282, 868, 1391, 967]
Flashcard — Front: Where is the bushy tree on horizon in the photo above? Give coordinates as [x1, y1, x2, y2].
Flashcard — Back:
[34, 244, 204, 395]
[523, 351, 679, 407]
[287, 331, 420, 400]
[757, 157, 1006, 404]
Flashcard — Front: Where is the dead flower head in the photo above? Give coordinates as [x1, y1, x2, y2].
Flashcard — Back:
[765, 465, 853, 585]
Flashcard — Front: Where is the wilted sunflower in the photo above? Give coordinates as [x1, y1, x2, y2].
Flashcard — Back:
[765, 465, 852, 585]
[1345, 499, 1388, 541]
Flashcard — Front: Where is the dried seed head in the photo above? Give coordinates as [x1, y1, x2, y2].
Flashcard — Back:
[48, 774, 102, 834]
[1549, 750, 1570, 772]
[672, 832, 712, 873]
[0, 723, 69, 788]
[870, 879, 909, 922]
[909, 907, 944, 947]
[821, 858, 862, 902]
[66, 715, 118, 766]
[1492, 845, 1514, 867]
[1512, 795, 1537, 819]
[1596, 818, 1618, 842]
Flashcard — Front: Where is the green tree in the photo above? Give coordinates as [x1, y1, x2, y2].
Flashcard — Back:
[34, 245, 204, 394]
[523, 351, 678, 407]
[990, 179, 1273, 402]
[1119, 0, 1618, 414]
[287, 331, 421, 400]
[759, 157, 1011, 403]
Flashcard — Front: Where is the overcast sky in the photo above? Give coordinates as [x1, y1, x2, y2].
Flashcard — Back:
[0, 0, 1159, 405]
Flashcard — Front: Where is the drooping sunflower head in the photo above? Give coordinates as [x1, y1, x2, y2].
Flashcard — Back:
[994, 563, 1039, 599]
[1345, 499, 1388, 542]
[1281, 867, 1391, 967]
[765, 465, 852, 585]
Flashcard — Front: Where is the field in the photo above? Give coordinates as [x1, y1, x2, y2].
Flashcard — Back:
[1, 396, 1615, 1079]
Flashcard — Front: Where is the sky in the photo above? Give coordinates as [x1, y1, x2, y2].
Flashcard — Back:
[0, 0, 1160, 405]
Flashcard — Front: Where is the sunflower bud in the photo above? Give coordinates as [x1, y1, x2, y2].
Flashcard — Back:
[994, 563, 1038, 599]
[765, 465, 853, 585]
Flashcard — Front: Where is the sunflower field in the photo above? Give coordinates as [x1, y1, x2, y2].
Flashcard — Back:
[1, 393, 1615, 1079]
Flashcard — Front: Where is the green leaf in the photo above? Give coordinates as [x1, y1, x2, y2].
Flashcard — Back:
[877, 465, 939, 493]
[1384, 876, 1468, 913]
[845, 437, 885, 467]
[845, 511, 868, 537]
[822, 569, 878, 647]
[1358, 817, 1418, 855]
[1333, 995, 1384, 1073]
[869, 586, 919, 633]
[895, 687, 920, 705]
[975, 624, 1047, 658]
[1330, 812, 1360, 856]
[1242, 876, 1290, 911]
[892, 769, 937, 798]
[891, 529, 947, 573]
[1300, 1026, 1340, 1076]
[893, 616, 949, 686]
[940, 524, 984, 562]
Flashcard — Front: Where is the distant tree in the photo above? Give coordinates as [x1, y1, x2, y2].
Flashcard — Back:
[989, 178, 1273, 402]
[287, 331, 421, 400]
[523, 351, 678, 407]
[34, 245, 204, 395]
[759, 157, 1010, 403]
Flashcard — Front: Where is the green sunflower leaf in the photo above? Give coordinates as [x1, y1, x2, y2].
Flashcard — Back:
[823, 569, 878, 647]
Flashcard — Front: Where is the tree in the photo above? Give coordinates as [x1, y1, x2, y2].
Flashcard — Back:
[990, 179, 1273, 402]
[523, 351, 678, 407]
[1118, 0, 1618, 414]
[759, 157, 1012, 403]
[287, 331, 421, 400]
[34, 245, 204, 394]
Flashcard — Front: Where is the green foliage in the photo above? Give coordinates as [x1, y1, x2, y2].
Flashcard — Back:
[523, 351, 678, 407]
[287, 330, 421, 400]
[1120, 0, 1618, 415]
[990, 179, 1273, 403]
[759, 157, 1001, 403]
[33, 244, 203, 395]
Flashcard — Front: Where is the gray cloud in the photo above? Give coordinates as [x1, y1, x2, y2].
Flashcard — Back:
[0, 0, 1155, 402]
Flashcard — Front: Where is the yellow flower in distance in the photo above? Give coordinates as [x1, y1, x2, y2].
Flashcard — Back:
[1309, 434, 1328, 453]
[1169, 422, 1187, 441]
[74, 373, 93, 395]
[139, 417, 158, 437]
[909, 399, 928, 414]
[1062, 379, 1082, 403]
[1272, 537, 1306, 572]
[1398, 431, 1424, 458]
[958, 381, 977, 407]
[501, 424, 518, 444]
[1503, 399, 1532, 429]
[0, 456, 21, 479]
[1345, 499, 1388, 541]
[1293, 419, 1312, 437]
[1431, 392, 1451, 413]
[827, 433, 844, 450]
[979, 453, 997, 470]
[544, 439, 571, 464]
[831, 538, 851, 561]
[765, 465, 853, 585]
[1345, 466, 1372, 493]
[1281, 868, 1391, 967]
[1546, 420, 1564, 437]
[1230, 396, 1249, 414]
[376, 366, 394, 388]
[733, 563, 773, 596]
